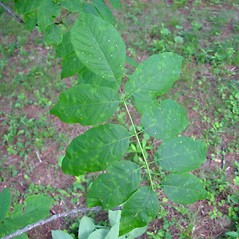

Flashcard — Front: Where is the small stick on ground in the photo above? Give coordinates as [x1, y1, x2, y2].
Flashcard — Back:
[0, 1, 24, 24]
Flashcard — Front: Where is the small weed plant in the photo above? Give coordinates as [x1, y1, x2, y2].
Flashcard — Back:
[0, 1, 208, 238]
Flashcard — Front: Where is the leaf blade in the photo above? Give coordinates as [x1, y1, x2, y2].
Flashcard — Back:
[50, 84, 120, 125]
[0, 188, 11, 222]
[162, 173, 208, 204]
[119, 187, 158, 236]
[141, 100, 188, 140]
[71, 13, 126, 88]
[156, 137, 207, 173]
[87, 161, 141, 209]
[62, 124, 130, 176]
[125, 53, 183, 114]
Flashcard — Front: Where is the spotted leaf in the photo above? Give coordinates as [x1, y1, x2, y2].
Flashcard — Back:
[156, 137, 207, 173]
[119, 187, 158, 236]
[62, 124, 130, 176]
[162, 173, 208, 204]
[125, 53, 183, 114]
[87, 161, 141, 209]
[141, 100, 188, 140]
[50, 84, 119, 126]
[71, 13, 126, 89]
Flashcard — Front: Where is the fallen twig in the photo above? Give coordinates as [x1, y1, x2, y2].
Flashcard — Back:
[1, 206, 102, 239]
[0, 1, 24, 24]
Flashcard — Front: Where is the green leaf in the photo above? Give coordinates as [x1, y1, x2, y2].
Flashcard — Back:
[141, 100, 188, 140]
[24, 11, 37, 30]
[162, 173, 208, 204]
[62, 124, 130, 176]
[125, 53, 183, 114]
[77, 68, 117, 89]
[44, 24, 63, 46]
[59, 0, 83, 13]
[71, 13, 126, 89]
[225, 231, 239, 237]
[109, 0, 121, 9]
[124, 227, 147, 239]
[17, 194, 52, 223]
[50, 84, 119, 125]
[37, 0, 61, 31]
[87, 161, 141, 209]
[109, 210, 121, 227]
[78, 216, 95, 239]
[156, 137, 207, 173]
[14, 0, 39, 14]
[0, 188, 11, 222]
[105, 224, 119, 239]
[56, 31, 74, 58]
[83, 0, 115, 24]
[88, 229, 110, 239]
[52, 230, 74, 239]
[126, 55, 138, 68]
[61, 52, 85, 78]
[0, 195, 52, 237]
[119, 187, 159, 236]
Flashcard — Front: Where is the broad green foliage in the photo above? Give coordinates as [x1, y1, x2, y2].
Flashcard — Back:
[50, 84, 120, 125]
[162, 173, 208, 204]
[52, 210, 146, 239]
[119, 187, 159, 235]
[0, 188, 11, 222]
[71, 13, 126, 88]
[62, 124, 130, 176]
[141, 99, 188, 140]
[44, 24, 63, 45]
[87, 161, 141, 209]
[0, 189, 52, 238]
[52, 230, 74, 239]
[58, 12, 207, 233]
[156, 137, 207, 173]
[7, 0, 208, 237]
[125, 53, 183, 113]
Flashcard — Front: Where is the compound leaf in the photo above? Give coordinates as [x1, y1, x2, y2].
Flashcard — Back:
[0, 188, 11, 222]
[62, 124, 130, 176]
[162, 173, 208, 204]
[119, 187, 158, 236]
[141, 100, 188, 140]
[71, 13, 125, 89]
[125, 53, 183, 114]
[156, 137, 207, 173]
[87, 161, 141, 209]
[50, 84, 120, 125]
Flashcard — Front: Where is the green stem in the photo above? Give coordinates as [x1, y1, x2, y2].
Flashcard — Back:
[123, 100, 155, 190]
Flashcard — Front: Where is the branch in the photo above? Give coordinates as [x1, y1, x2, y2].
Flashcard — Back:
[1, 206, 102, 239]
[0, 1, 24, 24]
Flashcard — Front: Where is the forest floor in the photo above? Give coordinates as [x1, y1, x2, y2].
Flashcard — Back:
[0, 0, 239, 238]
